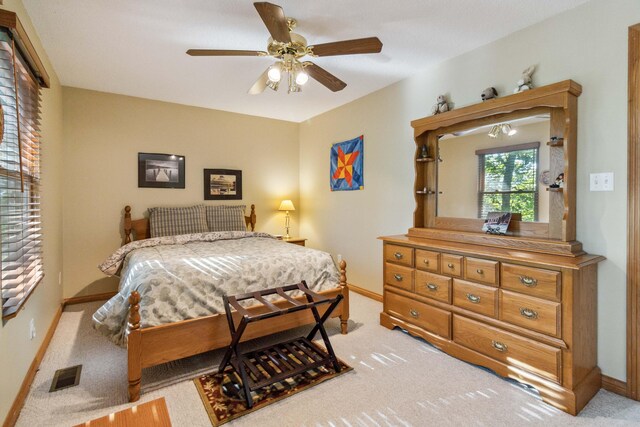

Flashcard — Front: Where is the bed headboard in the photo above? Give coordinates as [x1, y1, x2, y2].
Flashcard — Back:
[123, 204, 257, 245]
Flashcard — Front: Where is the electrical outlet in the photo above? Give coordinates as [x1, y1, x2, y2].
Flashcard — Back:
[29, 318, 36, 340]
[58, 271, 62, 285]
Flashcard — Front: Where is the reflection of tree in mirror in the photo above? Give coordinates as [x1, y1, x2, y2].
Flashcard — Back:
[479, 148, 538, 221]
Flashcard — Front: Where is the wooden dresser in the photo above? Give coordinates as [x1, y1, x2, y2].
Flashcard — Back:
[381, 81, 605, 415]
[380, 235, 603, 415]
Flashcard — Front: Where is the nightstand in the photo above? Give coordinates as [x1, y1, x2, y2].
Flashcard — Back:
[283, 237, 307, 246]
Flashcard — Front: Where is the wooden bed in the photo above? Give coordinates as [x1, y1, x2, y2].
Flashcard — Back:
[121, 204, 349, 402]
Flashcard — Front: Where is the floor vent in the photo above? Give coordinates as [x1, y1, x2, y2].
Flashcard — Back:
[49, 365, 82, 392]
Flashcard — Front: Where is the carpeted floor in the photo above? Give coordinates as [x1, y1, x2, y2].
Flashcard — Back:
[15, 292, 640, 426]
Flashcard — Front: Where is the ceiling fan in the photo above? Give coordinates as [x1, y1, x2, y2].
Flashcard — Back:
[186, 2, 383, 94]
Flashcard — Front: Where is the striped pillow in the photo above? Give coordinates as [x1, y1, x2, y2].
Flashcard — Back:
[149, 205, 208, 237]
[206, 205, 246, 232]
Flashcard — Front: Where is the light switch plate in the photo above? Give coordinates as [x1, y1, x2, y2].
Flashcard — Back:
[590, 172, 614, 191]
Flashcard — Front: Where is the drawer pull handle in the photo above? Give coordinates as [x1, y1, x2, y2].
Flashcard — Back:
[393, 274, 403, 281]
[426, 283, 439, 291]
[447, 263, 454, 269]
[519, 275, 538, 287]
[492, 340, 508, 352]
[394, 252, 404, 260]
[476, 269, 484, 275]
[409, 309, 419, 318]
[466, 293, 481, 304]
[520, 308, 539, 320]
[423, 259, 429, 265]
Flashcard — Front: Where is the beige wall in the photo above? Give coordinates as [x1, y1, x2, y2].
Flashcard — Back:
[299, 0, 639, 381]
[439, 120, 550, 221]
[0, 0, 64, 424]
[62, 88, 299, 298]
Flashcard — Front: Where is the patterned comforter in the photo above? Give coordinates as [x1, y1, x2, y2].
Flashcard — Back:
[92, 232, 341, 346]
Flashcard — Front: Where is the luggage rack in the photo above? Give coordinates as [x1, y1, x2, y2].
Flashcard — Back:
[218, 281, 343, 408]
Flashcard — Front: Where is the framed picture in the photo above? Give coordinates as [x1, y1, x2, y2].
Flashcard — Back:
[482, 211, 512, 235]
[138, 152, 185, 188]
[204, 169, 242, 200]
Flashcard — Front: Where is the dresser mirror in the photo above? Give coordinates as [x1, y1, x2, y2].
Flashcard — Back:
[410, 80, 581, 246]
[437, 114, 550, 223]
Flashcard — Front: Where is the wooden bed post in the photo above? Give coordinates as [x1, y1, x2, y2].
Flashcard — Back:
[339, 260, 349, 334]
[128, 291, 142, 402]
[124, 206, 132, 244]
[249, 204, 256, 231]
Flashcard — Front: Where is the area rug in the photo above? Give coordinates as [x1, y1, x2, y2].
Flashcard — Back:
[194, 359, 353, 426]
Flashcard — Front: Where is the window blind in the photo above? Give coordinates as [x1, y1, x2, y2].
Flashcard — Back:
[477, 142, 539, 222]
[0, 29, 43, 319]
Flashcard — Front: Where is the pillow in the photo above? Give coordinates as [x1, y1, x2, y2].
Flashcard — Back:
[148, 205, 208, 237]
[206, 205, 246, 232]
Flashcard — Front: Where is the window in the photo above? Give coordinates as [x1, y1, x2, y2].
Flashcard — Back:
[0, 29, 44, 319]
[477, 142, 539, 222]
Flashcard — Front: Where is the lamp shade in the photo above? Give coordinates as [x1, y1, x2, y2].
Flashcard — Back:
[278, 200, 295, 211]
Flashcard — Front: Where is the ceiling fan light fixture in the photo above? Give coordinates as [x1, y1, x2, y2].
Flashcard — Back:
[295, 69, 309, 85]
[266, 79, 279, 91]
[267, 62, 282, 82]
[287, 73, 301, 93]
[288, 84, 302, 94]
[501, 123, 517, 136]
[488, 123, 517, 138]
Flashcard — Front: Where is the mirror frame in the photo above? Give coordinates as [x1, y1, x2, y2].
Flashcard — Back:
[409, 80, 583, 255]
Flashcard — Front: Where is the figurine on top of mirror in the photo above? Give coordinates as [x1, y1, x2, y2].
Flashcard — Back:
[514, 65, 536, 93]
[431, 94, 450, 115]
[481, 87, 498, 101]
[549, 172, 565, 189]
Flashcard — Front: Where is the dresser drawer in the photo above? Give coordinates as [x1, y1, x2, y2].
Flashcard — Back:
[453, 315, 561, 383]
[441, 254, 463, 278]
[501, 263, 560, 301]
[464, 257, 499, 286]
[453, 279, 498, 318]
[384, 244, 414, 267]
[385, 263, 414, 291]
[385, 291, 451, 338]
[416, 249, 440, 273]
[500, 290, 561, 337]
[415, 271, 451, 304]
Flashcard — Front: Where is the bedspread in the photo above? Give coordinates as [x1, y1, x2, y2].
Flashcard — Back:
[92, 232, 341, 346]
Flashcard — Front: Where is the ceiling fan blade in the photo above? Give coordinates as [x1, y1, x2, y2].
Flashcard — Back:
[309, 37, 383, 57]
[186, 49, 267, 57]
[254, 2, 291, 43]
[248, 67, 270, 95]
[304, 62, 346, 92]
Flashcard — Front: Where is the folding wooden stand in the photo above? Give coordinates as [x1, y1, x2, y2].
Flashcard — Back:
[219, 282, 343, 408]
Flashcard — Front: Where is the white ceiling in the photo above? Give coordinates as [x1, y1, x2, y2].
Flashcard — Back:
[23, 0, 589, 122]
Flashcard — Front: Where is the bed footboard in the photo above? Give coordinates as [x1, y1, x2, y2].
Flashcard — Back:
[126, 260, 349, 402]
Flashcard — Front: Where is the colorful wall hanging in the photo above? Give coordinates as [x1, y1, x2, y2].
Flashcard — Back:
[330, 135, 363, 191]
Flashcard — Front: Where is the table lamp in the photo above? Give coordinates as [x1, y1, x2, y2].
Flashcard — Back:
[278, 200, 295, 239]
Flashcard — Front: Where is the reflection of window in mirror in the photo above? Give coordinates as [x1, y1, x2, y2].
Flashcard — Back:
[477, 143, 539, 221]
[437, 118, 550, 223]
